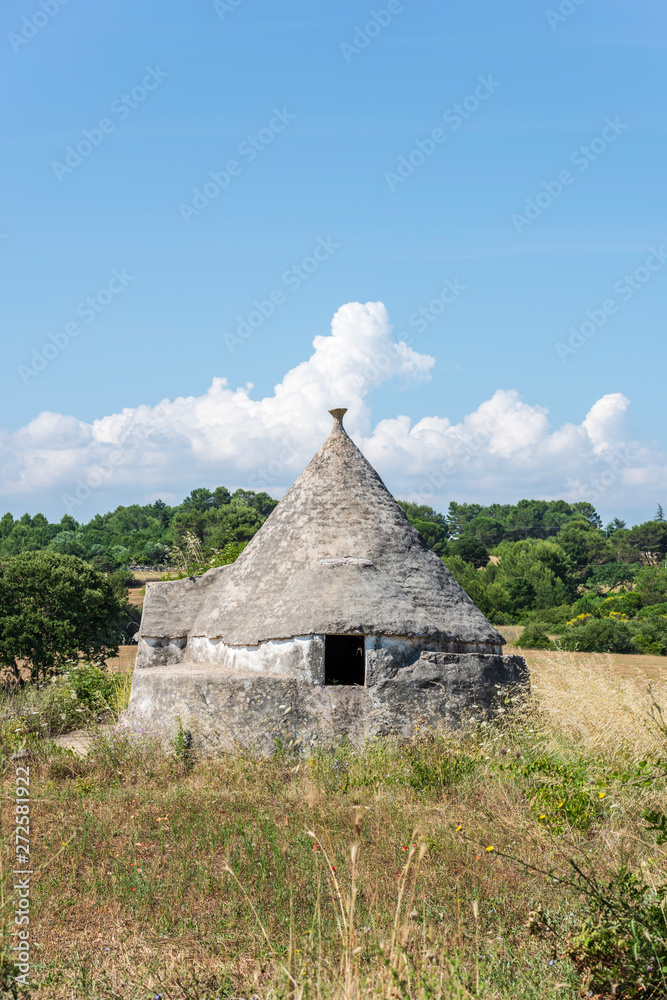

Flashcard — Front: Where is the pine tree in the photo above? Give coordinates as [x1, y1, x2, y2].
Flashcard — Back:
[657, 504, 665, 522]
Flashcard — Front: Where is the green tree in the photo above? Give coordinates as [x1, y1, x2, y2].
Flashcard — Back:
[0, 551, 125, 684]
[182, 487, 215, 512]
[635, 566, 667, 606]
[451, 536, 489, 568]
[620, 521, 667, 566]
[463, 516, 505, 548]
[556, 519, 614, 573]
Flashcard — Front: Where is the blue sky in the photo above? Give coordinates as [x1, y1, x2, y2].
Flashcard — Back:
[0, 0, 665, 523]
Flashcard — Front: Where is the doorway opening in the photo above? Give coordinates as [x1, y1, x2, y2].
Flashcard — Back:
[324, 635, 365, 686]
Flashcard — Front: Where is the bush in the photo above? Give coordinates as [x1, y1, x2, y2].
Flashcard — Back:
[637, 602, 667, 619]
[570, 594, 603, 618]
[600, 591, 643, 617]
[0, 551, 124, 683]
[516, 624, 553, 650]
[560, 616, 637, 654]
[565, 867, 667, 997]
[532, 604, 574, 632]
[0, 665, 132, 741]
[631, 616, 667, 656]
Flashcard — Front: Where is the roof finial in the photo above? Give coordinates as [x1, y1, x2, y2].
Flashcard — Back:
[329, 408, 347, 428]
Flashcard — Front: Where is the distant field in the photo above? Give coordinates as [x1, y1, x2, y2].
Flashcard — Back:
[501, 625, 667, 681]
[105, 645, 138, 673]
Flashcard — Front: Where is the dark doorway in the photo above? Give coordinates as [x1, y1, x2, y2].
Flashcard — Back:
[324, 635, 365, 686]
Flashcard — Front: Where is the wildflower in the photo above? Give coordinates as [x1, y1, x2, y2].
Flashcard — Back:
[486, 846, 494, 852]
[539, 814, 546, 820]
[455, 825, 463, 832]
[557, 802, 564, 808]
[599, 792, 606, 799]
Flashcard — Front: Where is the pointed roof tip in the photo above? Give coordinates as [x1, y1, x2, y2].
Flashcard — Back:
[328, 407, 348, 429]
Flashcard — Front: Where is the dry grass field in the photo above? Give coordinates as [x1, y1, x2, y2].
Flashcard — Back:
[2, 650, 667, 999]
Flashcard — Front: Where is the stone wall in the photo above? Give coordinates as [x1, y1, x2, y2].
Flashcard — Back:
[123, 646, 529, 752]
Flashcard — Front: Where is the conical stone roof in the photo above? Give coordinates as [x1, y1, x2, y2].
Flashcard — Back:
[141, 410, 503, 648]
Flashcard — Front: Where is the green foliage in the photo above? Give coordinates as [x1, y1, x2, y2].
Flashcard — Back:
[516, 624, 553, 650]
[599, 591, 643, 617]
[399, 502, 450, 555]
[0, 665, 132, 740]
[638, 603, 667, 619]
[520, 754, 602, 832]
[172, 718, 195, 771]
[560, 616, 637, 654]
[506, 577, 536, 614]
[531, 604, 574, 631]
[565, 867, 667, 997]
[555, 518, 615, 572]
[447, 497, 601, 540]
[450, 535, 488, 567]
[635, 566, 667, 606]
[617, 520, 667, 566]
[632, 616, 667, 656]
[0, 486, 277, 574]
[587, 560, 637, 589]
[0, 551, 125, 683]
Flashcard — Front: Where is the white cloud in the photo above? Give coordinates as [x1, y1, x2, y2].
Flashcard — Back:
[0, 301, 665, 520]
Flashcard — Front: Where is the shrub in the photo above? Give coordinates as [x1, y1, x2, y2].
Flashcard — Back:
[532, 604, 574, 632]
[631, 616, 667, 656]
[637, 602, 667, 619]
[600, 591, 643, 617]
[0, 665, 132, 741]
[570, 593, 603, 617]
[516, 624, 553, 650]
[565, 867, 667, 997]
[560, 616, 637, 654]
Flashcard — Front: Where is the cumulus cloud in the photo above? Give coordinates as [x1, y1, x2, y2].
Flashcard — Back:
[0, 301, 665, 520]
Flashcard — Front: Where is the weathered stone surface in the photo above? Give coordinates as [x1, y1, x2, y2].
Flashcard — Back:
[140, 410, 503, 649]
[122, 653, 528, 752]
[125, 408, 529, 745]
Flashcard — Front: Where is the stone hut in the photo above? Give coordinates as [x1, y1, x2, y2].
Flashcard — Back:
[125, 409, 528, 747]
